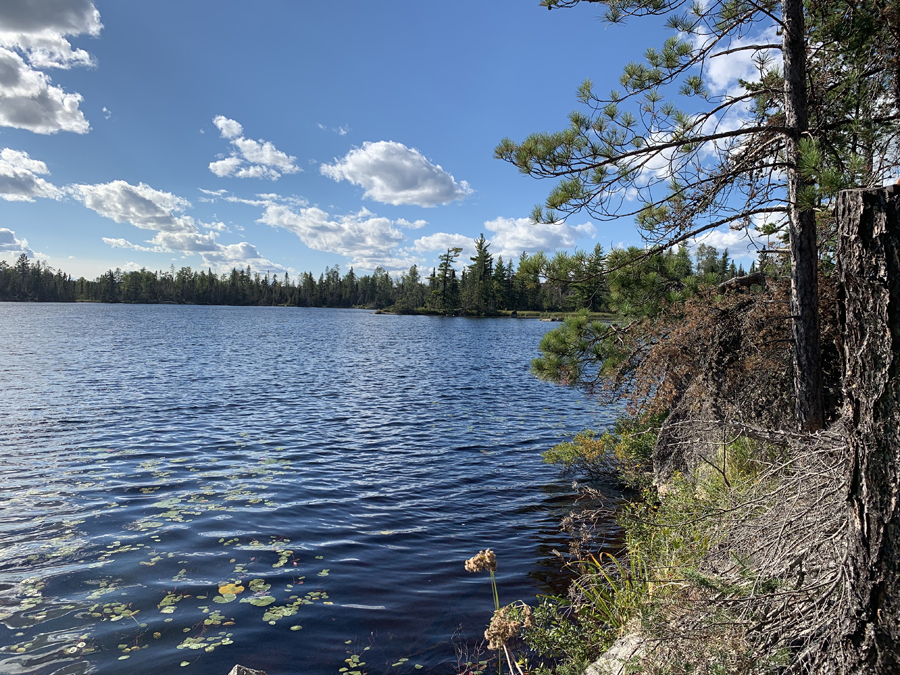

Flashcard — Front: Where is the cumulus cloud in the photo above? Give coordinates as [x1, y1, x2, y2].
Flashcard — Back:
[208, 156, 244, 177]
[320, 141, 472, 207]
[199, 241, 285, 271]
[396, 218, 428, 229]
[69, 180, 197, 233]
[0, 0, 101, 43]
[201, 220, 228, 232]
[412, 232, 476, 261]
[411, 217, 596, 267]
[209, 116, 300, 180]
[483, 216, 596, 259]
[104, 233, 284, 272]
[0, 227, 35, 257]
[75, 178, 284, 272]
[0, 147, 63, 201]
[0, 48, 90, 133]
[0, 0, 100, 134]
[213, 115, 243, 139]
[258, 204, 416, 269]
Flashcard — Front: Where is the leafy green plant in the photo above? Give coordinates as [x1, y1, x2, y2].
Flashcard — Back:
[514, 596, 606, 675]
[574, 548, 651, 636]
[542, 413, 663, 488]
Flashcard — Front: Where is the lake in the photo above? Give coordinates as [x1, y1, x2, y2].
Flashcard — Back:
[0, 304, 618, 675]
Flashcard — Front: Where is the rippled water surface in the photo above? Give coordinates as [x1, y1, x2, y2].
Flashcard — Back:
[0, 304, 618, 675]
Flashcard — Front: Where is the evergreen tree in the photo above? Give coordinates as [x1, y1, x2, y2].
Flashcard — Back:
[466, 234, 494, 314]
[494, 0, 899, 429]
[432, 247, 462, 313]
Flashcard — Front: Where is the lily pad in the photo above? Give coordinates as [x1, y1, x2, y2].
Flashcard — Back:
[218, 583, 244, 595]
[248, 579, 271, 592]
[248, 596, 276, 607]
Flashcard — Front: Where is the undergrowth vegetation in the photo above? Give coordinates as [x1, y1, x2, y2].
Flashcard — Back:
[506, 417, 848, 675]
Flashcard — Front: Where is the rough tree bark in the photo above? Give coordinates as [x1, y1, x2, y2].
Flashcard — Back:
[783, 0, 824, 431]
[836, 185, 900, 672]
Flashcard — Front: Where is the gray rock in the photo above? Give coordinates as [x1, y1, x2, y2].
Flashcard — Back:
[228, 666, 268, 675]
[584, 634, 646, 675]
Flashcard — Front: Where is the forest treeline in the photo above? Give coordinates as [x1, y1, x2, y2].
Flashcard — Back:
[0, 234, 753, 314]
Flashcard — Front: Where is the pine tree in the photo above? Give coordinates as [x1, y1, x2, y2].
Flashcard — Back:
[497, 0, 899, 429]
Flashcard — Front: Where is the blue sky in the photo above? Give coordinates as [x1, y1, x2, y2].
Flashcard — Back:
[0, 0, 760, 279]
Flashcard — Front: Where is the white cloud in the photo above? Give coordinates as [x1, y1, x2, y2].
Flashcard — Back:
[704, 26, 780, 96]
[483, 216, 596, 259]
[103, 233, 283, 272]
[258, 204, 416, 269]
[0, 1, 102, 42]
[396, 218, 428, 229]
[0, 31, 95, 70]
[0, 48, 90, 133]
[0, 227, 35, 257]
[200, 241, 284, 272]
[197, 187, 228, 202]
[76, 178, 283, 272]
[209, 116, 300, 180]
[69, 180, 197, 233]
[320, 140, 472, 207]
[201, 220, 228, 232]
[209, 156, 245, 177]
[0, 0, 100, 134]
[213, 115, 243, 139]
[317, 123, 349, 136]
[690, 226, 767, 260]
[0, 147, 63, 201]
[197, 188, 308, 208]
[412, 232, 476, 261]
[102, 237, 143, 250]
[232, 137, 298, 173]
[411, 217, 596, 268]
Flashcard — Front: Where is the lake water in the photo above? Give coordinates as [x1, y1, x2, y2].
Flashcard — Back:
[0, 304, 618, 675]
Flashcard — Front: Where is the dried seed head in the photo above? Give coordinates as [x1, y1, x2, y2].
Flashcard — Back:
[483, 549, 497, 572]
[484, 607, 519, 650]
[521, 604, 535, 629]
[464, 549, 498, 573]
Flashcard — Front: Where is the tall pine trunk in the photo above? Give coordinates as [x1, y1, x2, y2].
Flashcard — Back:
[782, 0, 824, 431]
[836, 185, 900, 672]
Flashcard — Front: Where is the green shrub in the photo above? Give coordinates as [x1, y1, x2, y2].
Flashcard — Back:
[542, 413, 664, 488]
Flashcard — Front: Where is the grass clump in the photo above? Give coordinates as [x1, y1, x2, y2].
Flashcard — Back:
[518, 418, 847, 674]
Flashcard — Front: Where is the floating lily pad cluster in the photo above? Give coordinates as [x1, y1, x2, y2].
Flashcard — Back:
[0, 441, 366, 673]
[341, 650, 366, 675]
[87, 601, 138, 622]
[159, 592, 186, 614]
[176, 630, 234, 652]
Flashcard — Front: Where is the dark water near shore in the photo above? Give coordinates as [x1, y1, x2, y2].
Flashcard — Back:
[0, 304, 618, 675]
